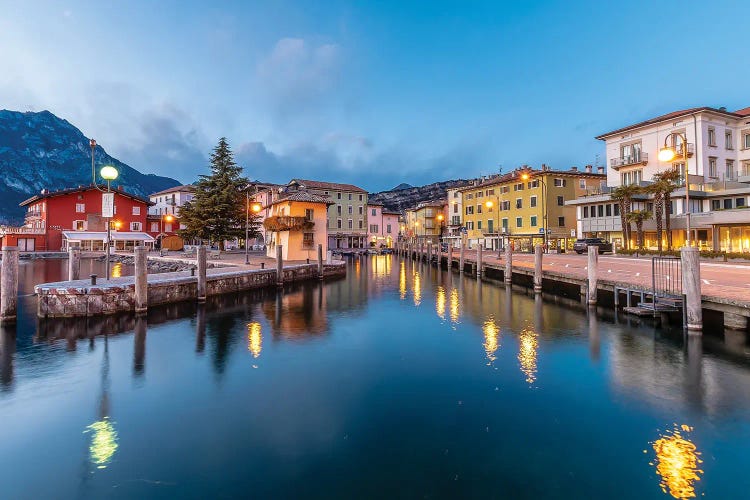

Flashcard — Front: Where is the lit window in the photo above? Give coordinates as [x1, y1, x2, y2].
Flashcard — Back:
[75, 203, 85, 213]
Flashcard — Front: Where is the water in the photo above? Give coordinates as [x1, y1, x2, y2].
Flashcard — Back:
[1, 255, 749, 499]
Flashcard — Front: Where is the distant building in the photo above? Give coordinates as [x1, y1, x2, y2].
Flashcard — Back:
[287, 179, 368, 249]
[366, 203, 399, 248]
[444, 187, 465, 247]
[404, 200, 448, 243]
[147, 185, 194, 250]
[1, 185, 154, 251]
[264, 189, 332, 261]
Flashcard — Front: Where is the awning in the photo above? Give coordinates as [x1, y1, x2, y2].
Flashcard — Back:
[62, 231, 155, 242]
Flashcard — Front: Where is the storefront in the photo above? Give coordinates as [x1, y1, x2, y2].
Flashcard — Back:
[62, 231, 155, 251]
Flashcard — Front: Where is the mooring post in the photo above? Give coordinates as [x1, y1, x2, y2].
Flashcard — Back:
[533, 244, 543, 293]
[0, 246, 19, 324]
[587, 245, 598, 305]
[134, 245, 148, 314]
[317, 244, 324, 280]
[681, 246, 702, 333]
[326, 250, 333, 264]
[476, 243, 483, 278]
[459, 244, 465, 274]
[427, 242, 432, 265]
[504, 244, 513, 285]
[68, 247, 81, 281]
[276, 244, 284, 287]
[448, 245, 453, 270]
[196, 245, 207, 303]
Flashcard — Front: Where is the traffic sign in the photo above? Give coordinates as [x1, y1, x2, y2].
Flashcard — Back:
[102, 193, 114, 218]
[538, 227, 545, 234]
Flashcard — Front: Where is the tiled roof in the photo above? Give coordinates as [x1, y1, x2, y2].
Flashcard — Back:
[272, 190, 334, 206]
[149, 184, 195, 197]
[596, 107, 748, 139]
[20, 185, 154, 207]
[290, 179, 367, 193]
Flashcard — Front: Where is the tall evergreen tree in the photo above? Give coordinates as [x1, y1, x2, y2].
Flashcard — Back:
[179, 138, 258, 250]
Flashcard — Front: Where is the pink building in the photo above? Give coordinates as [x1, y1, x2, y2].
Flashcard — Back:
[367, 203, 399, 248]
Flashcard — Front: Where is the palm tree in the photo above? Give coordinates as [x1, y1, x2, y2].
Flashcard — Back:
[626, 209, 652, 250]
[646, 179, 666, 252]
[655, 168, 680, 250]
[611, 184, 642, 250]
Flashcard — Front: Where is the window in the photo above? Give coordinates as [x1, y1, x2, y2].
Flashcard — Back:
[583, 206, 589, 218]
[516, 198, 522, 209]
[530, 216, 537, 227]
[348, 194, 352, 201]
[132, 206, 140, 215]
[579, 179, 586, 189]
[726, 160, 735, 179]
[337, 219, 342, 229]
[453, 191, 459, 198]
[359, 220, 363, 229]
[736, 198, 746, 208]
[476, 192, 483, 198]
[620, 169, 642, 186]
[501, 186, 510, 194]
[606, 204, 612, 216]
[386, 224, 392, 233]
[453, 204, 458, 213]
[348, 219, 353, 229]
[348, 205, 353, 214]
[305, 208, 314, 221]
[150, 222, 159, 232]
[724, 199, 733, 210]
[477, 204, 483, 214]
[130, 222, 142, 231]
[514, 183, 524, 191]
[358, 206, 363, 215]
[359, 194, 363, 201]
[75, 203, 85, 213]
[466, 221, 474, 230]
[466, 193, 474, 200]
[557, 195, 564, 206]
[477, 220, 482, 230]
[528, 180, 539, 189]
[501, 218, 508, 229]
[708, 127, 716, 146]
[371, 208, 376, 216]
[516, 217, 523, 228]
[725, 130, 733, 150]
[558, 216, 565, 226]
[709, 157, 718, 177]
[554, 178, 566, 187]
[530, 196, 537, 208]
[337, 205, 342, 215]
[337, 193, 341, 199]
[466, 206, 474, 215]
[487, 189, 494, 195]
[165, 223, 173, 232]
[614, 204, 620, 216]
[74, 220, 85, 230]
[598, 205, 604, 217]
[711, 199, 721, 211]
[590, 205, 597, 217]
[502, 200, 510, 211]
[302, 233, 314, 248]
[744, 131, 750, 150]
[324, 191, 329, 195]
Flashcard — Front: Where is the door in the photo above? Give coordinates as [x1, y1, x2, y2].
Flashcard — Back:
[19, 238, 35, 251]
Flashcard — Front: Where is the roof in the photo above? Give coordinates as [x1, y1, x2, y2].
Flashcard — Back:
[596, 106, 750, 140]
[20, 185, 154, 207]
[382, 210, 401, 215]
[290, 179, 367, 193]
[457, 168, 604, 192]
[271, 190, 334, 206]
[150, 185, 194, 197]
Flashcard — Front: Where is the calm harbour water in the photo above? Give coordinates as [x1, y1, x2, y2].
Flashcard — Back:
[1, 255, 749, 499]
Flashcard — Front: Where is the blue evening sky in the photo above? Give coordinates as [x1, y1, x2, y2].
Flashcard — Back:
[1, 0, 748, 191]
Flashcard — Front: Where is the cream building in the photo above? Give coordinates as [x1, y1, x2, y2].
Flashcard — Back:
[264, 190, 332, 261]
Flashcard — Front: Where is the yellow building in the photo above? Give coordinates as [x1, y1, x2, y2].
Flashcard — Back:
[264, 190, 333, 261]
[404, 201, 448, 243]
[459, 167, 606, 252]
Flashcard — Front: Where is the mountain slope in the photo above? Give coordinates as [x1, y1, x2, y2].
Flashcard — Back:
[369, 179, 471, 213]
[0, 109, 181, 224]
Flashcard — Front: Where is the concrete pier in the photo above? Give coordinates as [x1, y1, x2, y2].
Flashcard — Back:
[0, 246, 19, 324]
[197, 245, 207, 302]
[587, 245, 598, 305]
[504, 245, 512, 285]
[459, 244, 465, 274]
[68, 248, 81, 281]
[681, 246, 702, 332]
[134, 245, 148, 313]
[723, 312, 748, 331]
[476, 244, 483, 278]
[533, 244, 543, 293]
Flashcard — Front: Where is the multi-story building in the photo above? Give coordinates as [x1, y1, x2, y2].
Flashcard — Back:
[263, 187, 332, 261]
[147, 185, 193, 249]
[287, 179, 368, 249]
[444, 187, 464, 247]
[2, 185, 154, 251]
[404, 201, 448, 243]
[366, 203, 399, 248]
[569, 106, 750, 251]
[460, 166, 606, 252]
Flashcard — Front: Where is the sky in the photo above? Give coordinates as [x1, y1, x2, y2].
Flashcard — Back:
[1, 0, 749, 192]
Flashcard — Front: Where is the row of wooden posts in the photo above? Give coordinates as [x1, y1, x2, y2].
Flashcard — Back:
[0, 243, 329, 324]
[394, 240, 603, 305]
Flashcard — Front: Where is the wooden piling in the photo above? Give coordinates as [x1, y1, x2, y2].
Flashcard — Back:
[276, 245, 283, 286]
[0, 246, 19, 324]
[587, 245, 598, 305]
[533, 244, 543, 293]
[197, 245, 207, 302]
[134, 245, 148, 313]
[504, 244, 512, 285]
[68, 247, 80, 281]
[317, 244, 324, 280]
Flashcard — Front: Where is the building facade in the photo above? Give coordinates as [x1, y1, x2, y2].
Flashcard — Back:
[444, 187, 465, 248]
[404, 201, 448, 243]
[460, 166, 606, 252]
[147, 185, 194, 250]
[263, 190, 331, 261]
[287, 179, 368, 249]
[570, 106, 750, 251]
[366, 203, 399, 248]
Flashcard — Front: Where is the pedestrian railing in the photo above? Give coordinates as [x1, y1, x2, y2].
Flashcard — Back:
[652, 256, 682, 297]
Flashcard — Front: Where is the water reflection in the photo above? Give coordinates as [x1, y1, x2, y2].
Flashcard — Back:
[133, 316, 146, 377]
[399, 261, 406, 300]
[650, 424, 703, 499]
[85, 337, 118, 470]
[248, 322, 262, 358]
[435, 286, 446, 320]
[518, 325, 538, 385]
[482, 316, 500, 364]
[110, 262, 123, 279]
[449, 288, 460, 324]
[413, 269, 422, 307]
[0, 327, 15, 390]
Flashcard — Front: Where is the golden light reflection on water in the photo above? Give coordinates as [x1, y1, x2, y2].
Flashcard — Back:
[436, 286, 446, 320]
[399, 261, 406, 300]
[483, 316, 500, 363]
[518, 326, 538, 384]
[85, 417, 118, 469]
[650, 424, 703, 499]
[110, 262, 122, 278]
[413, 271, 421, 306]
[247, 322, 262, 358]
[449, 288, 460, 324]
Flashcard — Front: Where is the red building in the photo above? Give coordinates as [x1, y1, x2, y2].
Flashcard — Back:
[1, 185, 154, 252]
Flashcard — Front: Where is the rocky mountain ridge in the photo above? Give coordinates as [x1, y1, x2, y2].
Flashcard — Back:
[369, 179, 471, 213]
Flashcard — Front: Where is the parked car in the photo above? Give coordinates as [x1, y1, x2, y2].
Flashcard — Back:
[573, 238, 613, 254]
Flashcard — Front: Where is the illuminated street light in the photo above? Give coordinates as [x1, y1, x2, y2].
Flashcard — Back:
[100, 165, 119, 181]
[659, 132, 692, 246]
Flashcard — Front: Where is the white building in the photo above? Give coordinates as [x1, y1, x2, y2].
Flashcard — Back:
[568, 106, 750, 251]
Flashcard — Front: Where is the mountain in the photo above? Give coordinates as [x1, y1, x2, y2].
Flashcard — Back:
[0, 109, 181, 224]
[369, 179, 471, 213]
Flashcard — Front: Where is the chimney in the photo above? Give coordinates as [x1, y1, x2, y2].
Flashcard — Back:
[584, 165, 593, 173]
[571, 166, 578, 172]
[719, 106, 727, 111]
[597, 166, 605, 174]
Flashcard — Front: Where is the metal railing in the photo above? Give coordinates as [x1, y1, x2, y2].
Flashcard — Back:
[610, 152, 648, 169]
[652, 256, 682, 297]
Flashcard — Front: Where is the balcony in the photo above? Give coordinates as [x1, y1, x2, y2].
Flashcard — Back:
[610, 152, 648, 170]
[24, 210, 42, 220]
[674, 143, 695, 158]
[263, 216, 314, 232]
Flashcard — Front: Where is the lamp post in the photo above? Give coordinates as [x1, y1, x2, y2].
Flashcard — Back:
[159, 214, 174, 256]
[520, 170, 547, 251]
[99, 165, 119, 280]
[658, 132, 692, 247]
[245, 189, 262, 265]
[436, 213, 445, 245]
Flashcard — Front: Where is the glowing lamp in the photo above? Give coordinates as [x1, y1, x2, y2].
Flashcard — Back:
[114, 221, 122, 229]
[485, 200, 493, 208]
[437, 214, 444, 221]
[100, 165, 119, 181]
[251, 203, 262, 213]
[658, 147, 676, 162]
[165, 215, 174, 222]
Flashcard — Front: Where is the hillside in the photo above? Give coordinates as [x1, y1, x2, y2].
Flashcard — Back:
[369, 179, 471, 213]
[0, 109, 181, 224]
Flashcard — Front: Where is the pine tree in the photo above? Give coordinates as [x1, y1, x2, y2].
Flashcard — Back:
[179, 138, 259, 250]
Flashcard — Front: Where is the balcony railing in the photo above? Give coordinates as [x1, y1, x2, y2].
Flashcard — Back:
[674, 143, 695, 157]
[25, 210, 42, 219]
[610, 152, 648, 170]
[262, 216, 314, 232]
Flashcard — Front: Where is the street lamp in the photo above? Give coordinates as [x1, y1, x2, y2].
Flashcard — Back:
[658, 132, 692, 247]
[159, 214, 174, 256]
[520, 170, 547, 251]
[436, 213, 445, 243]
[245, 188, 262, 265]
[99, 165, 119, 280]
